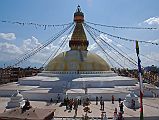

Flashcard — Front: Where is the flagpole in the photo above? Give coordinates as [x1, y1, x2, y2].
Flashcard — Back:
[136, 41, 144, 120]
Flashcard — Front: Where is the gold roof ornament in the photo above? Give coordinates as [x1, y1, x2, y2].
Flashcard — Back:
[69, 5, 89, 51]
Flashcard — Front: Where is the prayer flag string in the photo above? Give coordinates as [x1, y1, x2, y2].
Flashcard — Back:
[0, 20, 73, 30]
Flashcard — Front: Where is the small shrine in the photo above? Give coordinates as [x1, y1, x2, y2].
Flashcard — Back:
[124, 91, 140, 109]
[6, 90, 25, 109]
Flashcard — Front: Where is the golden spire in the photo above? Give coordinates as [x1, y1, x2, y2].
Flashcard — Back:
[69, 5, 89, 50]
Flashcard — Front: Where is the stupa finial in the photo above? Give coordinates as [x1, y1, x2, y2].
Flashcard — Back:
[74, 5, 84, 22]
[77, 5, 81, 12]
[69, 6, 88, 50]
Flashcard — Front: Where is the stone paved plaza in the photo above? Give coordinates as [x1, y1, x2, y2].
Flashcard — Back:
[0, 97, 159, 120]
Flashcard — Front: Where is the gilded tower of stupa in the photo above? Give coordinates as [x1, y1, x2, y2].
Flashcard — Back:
[45, 6, 110, 71]
[69, 5, 89, 51]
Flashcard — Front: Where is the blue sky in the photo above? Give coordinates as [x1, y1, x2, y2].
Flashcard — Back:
[0, 0, 159, 68]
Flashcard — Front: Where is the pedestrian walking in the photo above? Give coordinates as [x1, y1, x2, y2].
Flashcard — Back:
[74, 107, 78, 117]
[74, 99, 78, 117]
[131, 99, 135, 110]
[100, 96, 103, 110]
[117, 111, 124, 120]
[100, 100, 102, 110]
[69, 98, 73, 110]
[66, 97, 69, 110]
[112, 95, 115, 104]
[100, 96, 103, 101]
[118, 98, 121, 104]
[102, 100, 105, 111]
[101, 111, 104, 120]
[100, 100, 104, 111]
[96, 96, 98, 105]
[113, 108, 118, 120]
[73, 99, 78, 109]
[119, 102, 124, 113]
[57, 94, 60, 103]
[50, 98, 53, 103]
[77, 99, 80, 105]
[101, 112, 107, 120]
[79, 99, 81, 105]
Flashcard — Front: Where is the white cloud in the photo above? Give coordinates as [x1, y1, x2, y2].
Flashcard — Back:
[88, 34, 112, 51]
[29, 35, 71, 64]
[141, 52, 159, 67]
[0, 42, 21, 54]
[0, 42, 22, 62]
[144, 17, 159, 25]
[21, 36, 42, 51]
[116, 44, 122, 47]
[0, 33, 16, 40]
[20, 36, 59, 64]
[0, 34, 72, 66]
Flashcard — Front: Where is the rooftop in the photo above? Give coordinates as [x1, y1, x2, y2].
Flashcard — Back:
[0, 107, 55, 120]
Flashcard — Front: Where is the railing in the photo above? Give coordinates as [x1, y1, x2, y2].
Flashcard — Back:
[40, 71, 115, 75]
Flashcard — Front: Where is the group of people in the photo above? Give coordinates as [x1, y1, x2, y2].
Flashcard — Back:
[63, 97, 92, 117]
[99, 95, 124, 120]
[113, 107, 124, 120]
[50, 94, 61, 104]
[50, 94, 125, 119]
[112, 96, 124, 120]
[96, 96, 105, 111]
[96, 95, 124, 120]
[63, 97, 80, 111]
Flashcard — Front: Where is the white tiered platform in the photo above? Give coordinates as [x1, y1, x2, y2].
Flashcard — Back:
[0, 71, 158, 101]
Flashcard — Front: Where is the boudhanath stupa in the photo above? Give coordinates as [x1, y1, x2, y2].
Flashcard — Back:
[0, 6, 157, 104]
